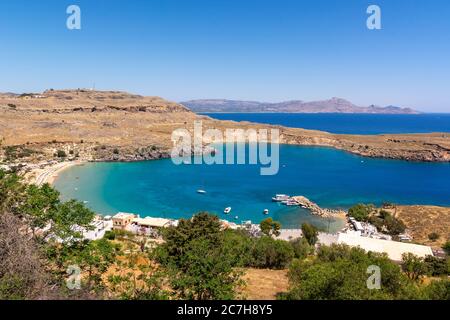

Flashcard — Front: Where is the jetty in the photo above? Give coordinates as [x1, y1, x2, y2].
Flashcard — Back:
[291, 196, 346, 217]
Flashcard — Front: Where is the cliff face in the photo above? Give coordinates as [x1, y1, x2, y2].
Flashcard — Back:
[182, 97, 420, 114]
[0, 90, 448, 164]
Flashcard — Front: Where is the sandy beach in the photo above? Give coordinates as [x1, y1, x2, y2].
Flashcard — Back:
[31, 160, 84, 186]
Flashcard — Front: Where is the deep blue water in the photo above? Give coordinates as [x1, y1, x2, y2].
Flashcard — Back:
[203, 113, 450, 134]
[54, 145, 450, 231]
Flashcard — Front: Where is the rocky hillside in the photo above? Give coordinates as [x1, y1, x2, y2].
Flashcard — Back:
[0, 89, 448, 165]
[182, 97, 420, 114]
[0, 89, 190, 113]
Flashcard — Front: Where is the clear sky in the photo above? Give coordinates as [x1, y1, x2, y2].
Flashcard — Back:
[0, 0, 449, 112]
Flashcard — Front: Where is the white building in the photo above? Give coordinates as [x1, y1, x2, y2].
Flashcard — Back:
[336, 232, 433, 262]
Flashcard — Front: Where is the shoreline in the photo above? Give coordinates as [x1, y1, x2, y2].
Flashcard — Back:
[30, 160, 85, 186]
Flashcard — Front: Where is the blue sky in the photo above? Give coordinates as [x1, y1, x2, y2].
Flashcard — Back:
[0, 0, 449, 112]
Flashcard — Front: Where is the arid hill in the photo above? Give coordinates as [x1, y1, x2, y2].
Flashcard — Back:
[0, 90, 449, 164]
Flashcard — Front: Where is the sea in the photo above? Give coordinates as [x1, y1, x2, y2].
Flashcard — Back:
[203, 113, 450, 135]
[54, 113, 450, 231]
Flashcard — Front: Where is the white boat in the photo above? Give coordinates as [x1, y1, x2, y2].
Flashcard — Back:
[197, 189, 207, 194]
[272, 194, 290, 202]
[285, 200, 299, 206]
[263, 209, 269, 215]
[224, 207, 232, 214]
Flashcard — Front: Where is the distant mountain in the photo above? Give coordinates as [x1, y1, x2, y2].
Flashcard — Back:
[181, 98, 420, 114]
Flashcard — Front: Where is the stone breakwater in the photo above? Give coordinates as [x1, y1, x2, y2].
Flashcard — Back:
[292, 196, 347, 217]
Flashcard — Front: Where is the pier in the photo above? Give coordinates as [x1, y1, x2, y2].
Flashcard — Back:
[291, 196, 346, 217]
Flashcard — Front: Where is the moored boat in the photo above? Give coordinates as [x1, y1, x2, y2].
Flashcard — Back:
[272, 194, 290, 202]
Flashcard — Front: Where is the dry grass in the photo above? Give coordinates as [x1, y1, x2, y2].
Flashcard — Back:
[395, 205, 450, 247]
[239, 268, 289, 300]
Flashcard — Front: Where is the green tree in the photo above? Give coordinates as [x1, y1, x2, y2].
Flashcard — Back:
[222, 229, 253, 267]
[283, 244, 421, 300]
[168, 238, 242, 300]
[290, 238, 313, 260]
[0, 170, 27, 215]
[156, 212, 242, 300]
[348, 204, 374, 222]
[301, 223, 318, 246]
[21, 183, 60, 236]
[250, 236, 294, 269]
[47, 200, 96, 242]
[260, 218, 281, 237]
[421, 279, 450, 300]
[443, 241, 450, 255]
[424, 255, 448, 276]
[69, 239, 120, 292]
[401, 253, 428, 282]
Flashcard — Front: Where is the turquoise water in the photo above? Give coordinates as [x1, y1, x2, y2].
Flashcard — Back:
[203, 113, 450, 135]
[54, 145, 450, 231]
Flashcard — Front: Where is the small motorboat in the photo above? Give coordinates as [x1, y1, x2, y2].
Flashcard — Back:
[263, 209, 269, 215]
[285, 200, 299, 206]
[272, 194, 290, 202]
[224, 207, 232, 214]
[197, 189, 207, 194]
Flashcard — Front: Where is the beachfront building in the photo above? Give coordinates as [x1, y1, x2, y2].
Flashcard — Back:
[336, 232, 433, 262]
[77, 218, 113, 241]
[112, 212, 136, 230]
[130, 217, 174, 236]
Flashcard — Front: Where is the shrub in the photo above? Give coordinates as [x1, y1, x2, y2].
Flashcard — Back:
[260, 218, 281, 237]
[113, 148, 120, 155]
[290, 238, 313, 260]
[284, 244, 422, 300]
[443, 241, 450, 255]
[421, 280, 450, 300]
[222, 229, 253, 267]
[250, 236, 294, 269]
[401, 253, 427, 281]
[348, 204, 373, 222]
[428, 232, 440, 241]
[301, 223, 318, 245]
[424, 255, 448, 276]
[104, 230, 116, 240]
[384, 215, 406, 235]
[56, 150, 66, 158]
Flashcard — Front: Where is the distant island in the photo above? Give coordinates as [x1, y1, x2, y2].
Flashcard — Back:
[181, 97, 420, 114]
